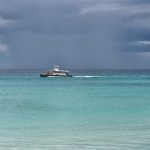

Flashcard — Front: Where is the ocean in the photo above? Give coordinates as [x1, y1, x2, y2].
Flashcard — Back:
[0, 69, 150, 149]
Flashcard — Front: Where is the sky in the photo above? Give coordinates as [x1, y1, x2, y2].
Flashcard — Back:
[0, 0, 150, 69]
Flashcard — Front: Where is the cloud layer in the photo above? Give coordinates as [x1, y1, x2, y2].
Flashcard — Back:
[0, 0, 150, 69]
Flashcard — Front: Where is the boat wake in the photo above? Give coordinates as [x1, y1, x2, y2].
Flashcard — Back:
[75, 75, 101, 78]
[74, 75, 128, 78]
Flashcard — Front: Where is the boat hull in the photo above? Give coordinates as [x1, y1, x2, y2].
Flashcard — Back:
[40, 73, 72, 77]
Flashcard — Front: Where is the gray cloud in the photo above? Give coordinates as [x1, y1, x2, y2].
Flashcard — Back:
[79, 1, 150, 16]
[0, 0, 150, 69]
[0, 16, 14, 28]
[131, 41, 150, 46]
[0, 43, 8, 53]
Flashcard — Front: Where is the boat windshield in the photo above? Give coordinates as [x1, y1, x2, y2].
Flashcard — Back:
[53, 65, 60, 71]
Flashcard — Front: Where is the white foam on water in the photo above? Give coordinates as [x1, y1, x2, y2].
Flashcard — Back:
[74, 75, 102, 78]
[74, 75, 129, 78]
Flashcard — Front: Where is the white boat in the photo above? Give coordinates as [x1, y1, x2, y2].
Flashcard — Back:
[40, 65, 72, 77]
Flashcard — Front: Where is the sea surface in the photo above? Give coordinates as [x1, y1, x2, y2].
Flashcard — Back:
[0, 69, 150, 150]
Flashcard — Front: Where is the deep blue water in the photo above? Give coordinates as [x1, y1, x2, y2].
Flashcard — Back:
[0, 70, 150, 149]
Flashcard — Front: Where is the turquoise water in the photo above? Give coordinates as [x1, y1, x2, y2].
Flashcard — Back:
[0, 70, 150, 149]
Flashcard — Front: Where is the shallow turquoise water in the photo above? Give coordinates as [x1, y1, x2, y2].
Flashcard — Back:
[0, 70, 150, 149]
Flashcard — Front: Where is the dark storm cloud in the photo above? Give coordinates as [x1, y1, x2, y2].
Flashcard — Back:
[0, 0, 150, 69]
